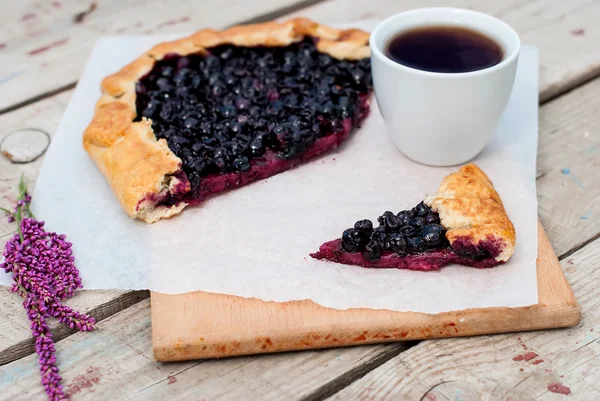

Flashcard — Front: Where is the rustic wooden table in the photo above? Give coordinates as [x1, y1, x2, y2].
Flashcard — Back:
[1, 1, 599, 400]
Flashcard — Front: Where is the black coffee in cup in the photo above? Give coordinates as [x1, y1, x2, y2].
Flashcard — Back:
[386, 26, 503, 73]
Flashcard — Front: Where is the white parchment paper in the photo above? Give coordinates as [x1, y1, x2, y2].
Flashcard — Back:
[1, 24, 539, 314]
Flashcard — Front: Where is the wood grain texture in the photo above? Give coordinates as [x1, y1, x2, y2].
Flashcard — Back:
[536, 77, 600, 257]
[0, 0, 317, 113]
[2, 0, 600, 112]
[0, 299, 408, 401]
[0, 288, 148, 367]
[0, 238, 595, 401]
[1, 68, 599, 374]
[0, 90, 150, 366]
[287, 0, 600, 102]
[152, 223, 579, 362]
[0, 1, 598, 398]
[327, 237, 600, 401]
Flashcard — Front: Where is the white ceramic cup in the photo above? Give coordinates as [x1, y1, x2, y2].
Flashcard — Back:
[370, 8, 521, 166]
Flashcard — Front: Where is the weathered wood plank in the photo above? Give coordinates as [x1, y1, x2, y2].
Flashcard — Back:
[535, 79, 600, 257]
[0, 2, 599, 398]
[0, 90, 150, 366]
[327, 237, 600, 401]
[0, 299, 407, 400]
[2, 0, 600, 112]
[1, 65, 599, 394]
[0, 239, 597, 401]
[0, 77, 598, 399]
[0, 0, 318, 113]
[288, 0, 600, 102]
[319, 71, 600, 399]
[0, 288, 148, 367]
[0, 0, 324, 366]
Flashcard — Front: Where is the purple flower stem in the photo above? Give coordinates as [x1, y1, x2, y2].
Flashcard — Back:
[1, 176, 95, 401]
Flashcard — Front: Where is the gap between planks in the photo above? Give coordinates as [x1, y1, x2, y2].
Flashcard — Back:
[0, 82, 77, 117]
[558, 232, 600, 261]
[298, 342, 419, 401]
[128, 342, 409, 401]
[0, 290, 149, 366]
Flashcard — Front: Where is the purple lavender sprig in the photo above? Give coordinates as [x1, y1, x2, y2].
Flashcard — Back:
[1, 176, 95, 401]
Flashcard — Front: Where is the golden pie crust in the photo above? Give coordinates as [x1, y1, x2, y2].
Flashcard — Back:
[424, 164, 516, 262]
[83, 18, 371, 223]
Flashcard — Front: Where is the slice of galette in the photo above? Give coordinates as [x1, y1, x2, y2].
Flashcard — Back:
[311, 164, 516, 270]
[83, 18, 372, 223]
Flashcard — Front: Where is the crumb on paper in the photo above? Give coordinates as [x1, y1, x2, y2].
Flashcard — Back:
[570, 28, 585, 36]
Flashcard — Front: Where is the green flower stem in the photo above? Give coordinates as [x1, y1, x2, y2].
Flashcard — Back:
[1, 175, 34, 242]
[15, 207, 23, 242]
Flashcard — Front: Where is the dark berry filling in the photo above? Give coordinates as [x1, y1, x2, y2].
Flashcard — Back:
[339, 202, 452, 261]
[134, 37, 372, 200]
[311, 201, 506, 271]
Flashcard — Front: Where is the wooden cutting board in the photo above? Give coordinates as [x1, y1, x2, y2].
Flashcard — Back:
[151, 222, 580, 362]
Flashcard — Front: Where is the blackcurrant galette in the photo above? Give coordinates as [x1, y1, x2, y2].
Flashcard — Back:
[83, 18, 372, 223]
[311, 164, 516, 271]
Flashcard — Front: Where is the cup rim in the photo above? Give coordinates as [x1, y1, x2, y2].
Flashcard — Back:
[369, 7, 521, 78]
